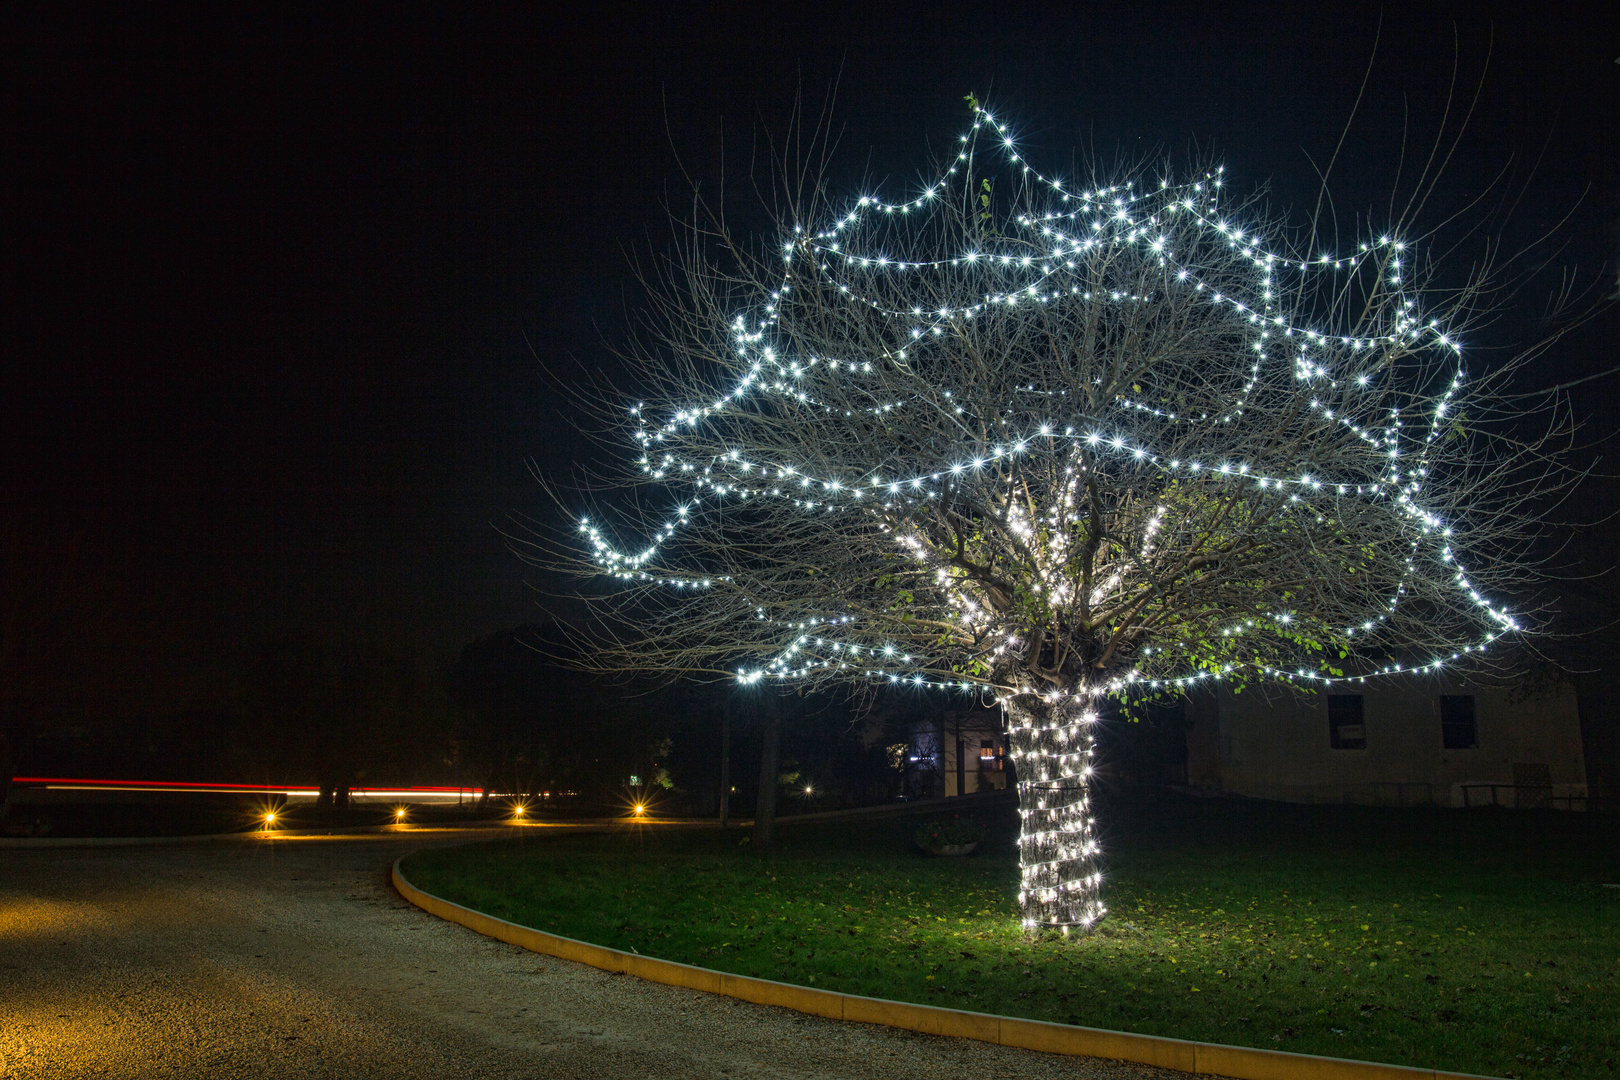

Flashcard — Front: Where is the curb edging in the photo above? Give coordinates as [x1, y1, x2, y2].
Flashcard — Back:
[391, 857, 1498, 1080]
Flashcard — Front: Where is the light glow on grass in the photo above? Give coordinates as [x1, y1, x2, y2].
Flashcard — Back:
[403, 801, 1618, 1080]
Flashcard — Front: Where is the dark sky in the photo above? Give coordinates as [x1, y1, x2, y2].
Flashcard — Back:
[3, 2, 1615, 670]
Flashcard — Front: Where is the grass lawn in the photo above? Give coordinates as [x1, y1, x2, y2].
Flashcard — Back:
[402, 796, 1618, 1079]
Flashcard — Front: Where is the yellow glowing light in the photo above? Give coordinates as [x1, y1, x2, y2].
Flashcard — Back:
[264, 811, 277, 825]
[633, 804, 646, 815]
[395, 808, 406, 820]
[804, 785, 813, 794]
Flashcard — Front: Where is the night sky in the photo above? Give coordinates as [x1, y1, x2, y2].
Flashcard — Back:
[4, 2, 1615, 676]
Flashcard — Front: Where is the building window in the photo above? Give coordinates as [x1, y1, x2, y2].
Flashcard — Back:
[979, 739, 999, 769]
[1440, 695, 1478, 750]
[1328, 695, 1366, 750]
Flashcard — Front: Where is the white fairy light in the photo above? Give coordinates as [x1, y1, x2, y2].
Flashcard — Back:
[555, 103, 1542, 931]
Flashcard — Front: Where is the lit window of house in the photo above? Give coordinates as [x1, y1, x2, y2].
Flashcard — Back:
[979, 739, 999, 769]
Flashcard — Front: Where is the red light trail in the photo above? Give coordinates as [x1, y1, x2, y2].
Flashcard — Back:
[9, 778, 484, 802]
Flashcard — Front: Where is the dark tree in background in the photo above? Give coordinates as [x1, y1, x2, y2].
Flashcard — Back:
[449, 624, 923, 820]
[254, 629, 453, 810]
[450, 625, 678, 810]
[539, 104, 1583, 929]
[0, 516, 104, 823]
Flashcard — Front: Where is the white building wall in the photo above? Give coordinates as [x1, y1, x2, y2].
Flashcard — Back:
[1194, 678, 1587, 808]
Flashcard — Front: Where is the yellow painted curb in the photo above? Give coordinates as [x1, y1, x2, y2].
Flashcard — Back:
[392, 857, 1499, 1080]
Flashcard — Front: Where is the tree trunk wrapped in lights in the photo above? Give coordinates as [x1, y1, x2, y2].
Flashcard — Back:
[532, 103, 1577, 929]
[1003, 687, 1103, 928]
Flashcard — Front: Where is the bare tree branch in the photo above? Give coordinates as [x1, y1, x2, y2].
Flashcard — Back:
[521, 103, 1585, 928]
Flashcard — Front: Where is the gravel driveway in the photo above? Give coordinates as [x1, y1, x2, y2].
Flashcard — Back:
[0, 827, 1190, 1079]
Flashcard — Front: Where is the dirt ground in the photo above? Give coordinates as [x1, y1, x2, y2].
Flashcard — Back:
[0, 827, 1193, 1079]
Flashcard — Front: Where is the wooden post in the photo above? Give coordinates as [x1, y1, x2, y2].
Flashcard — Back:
[753, 702, 781, 850]
[954, 712, 966, 798]
[719, 708, 731, 828]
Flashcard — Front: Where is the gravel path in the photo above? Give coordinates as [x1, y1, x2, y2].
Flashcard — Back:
[0, 827, 1191, 1079]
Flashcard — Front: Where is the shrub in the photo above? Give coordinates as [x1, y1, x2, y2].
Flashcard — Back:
[914, 814, 987, 851]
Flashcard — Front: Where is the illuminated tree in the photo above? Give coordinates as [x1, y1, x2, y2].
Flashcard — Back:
[537, 105, 1570, 929]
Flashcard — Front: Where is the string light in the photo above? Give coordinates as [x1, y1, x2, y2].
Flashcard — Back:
[565, 104, 1523, 929]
